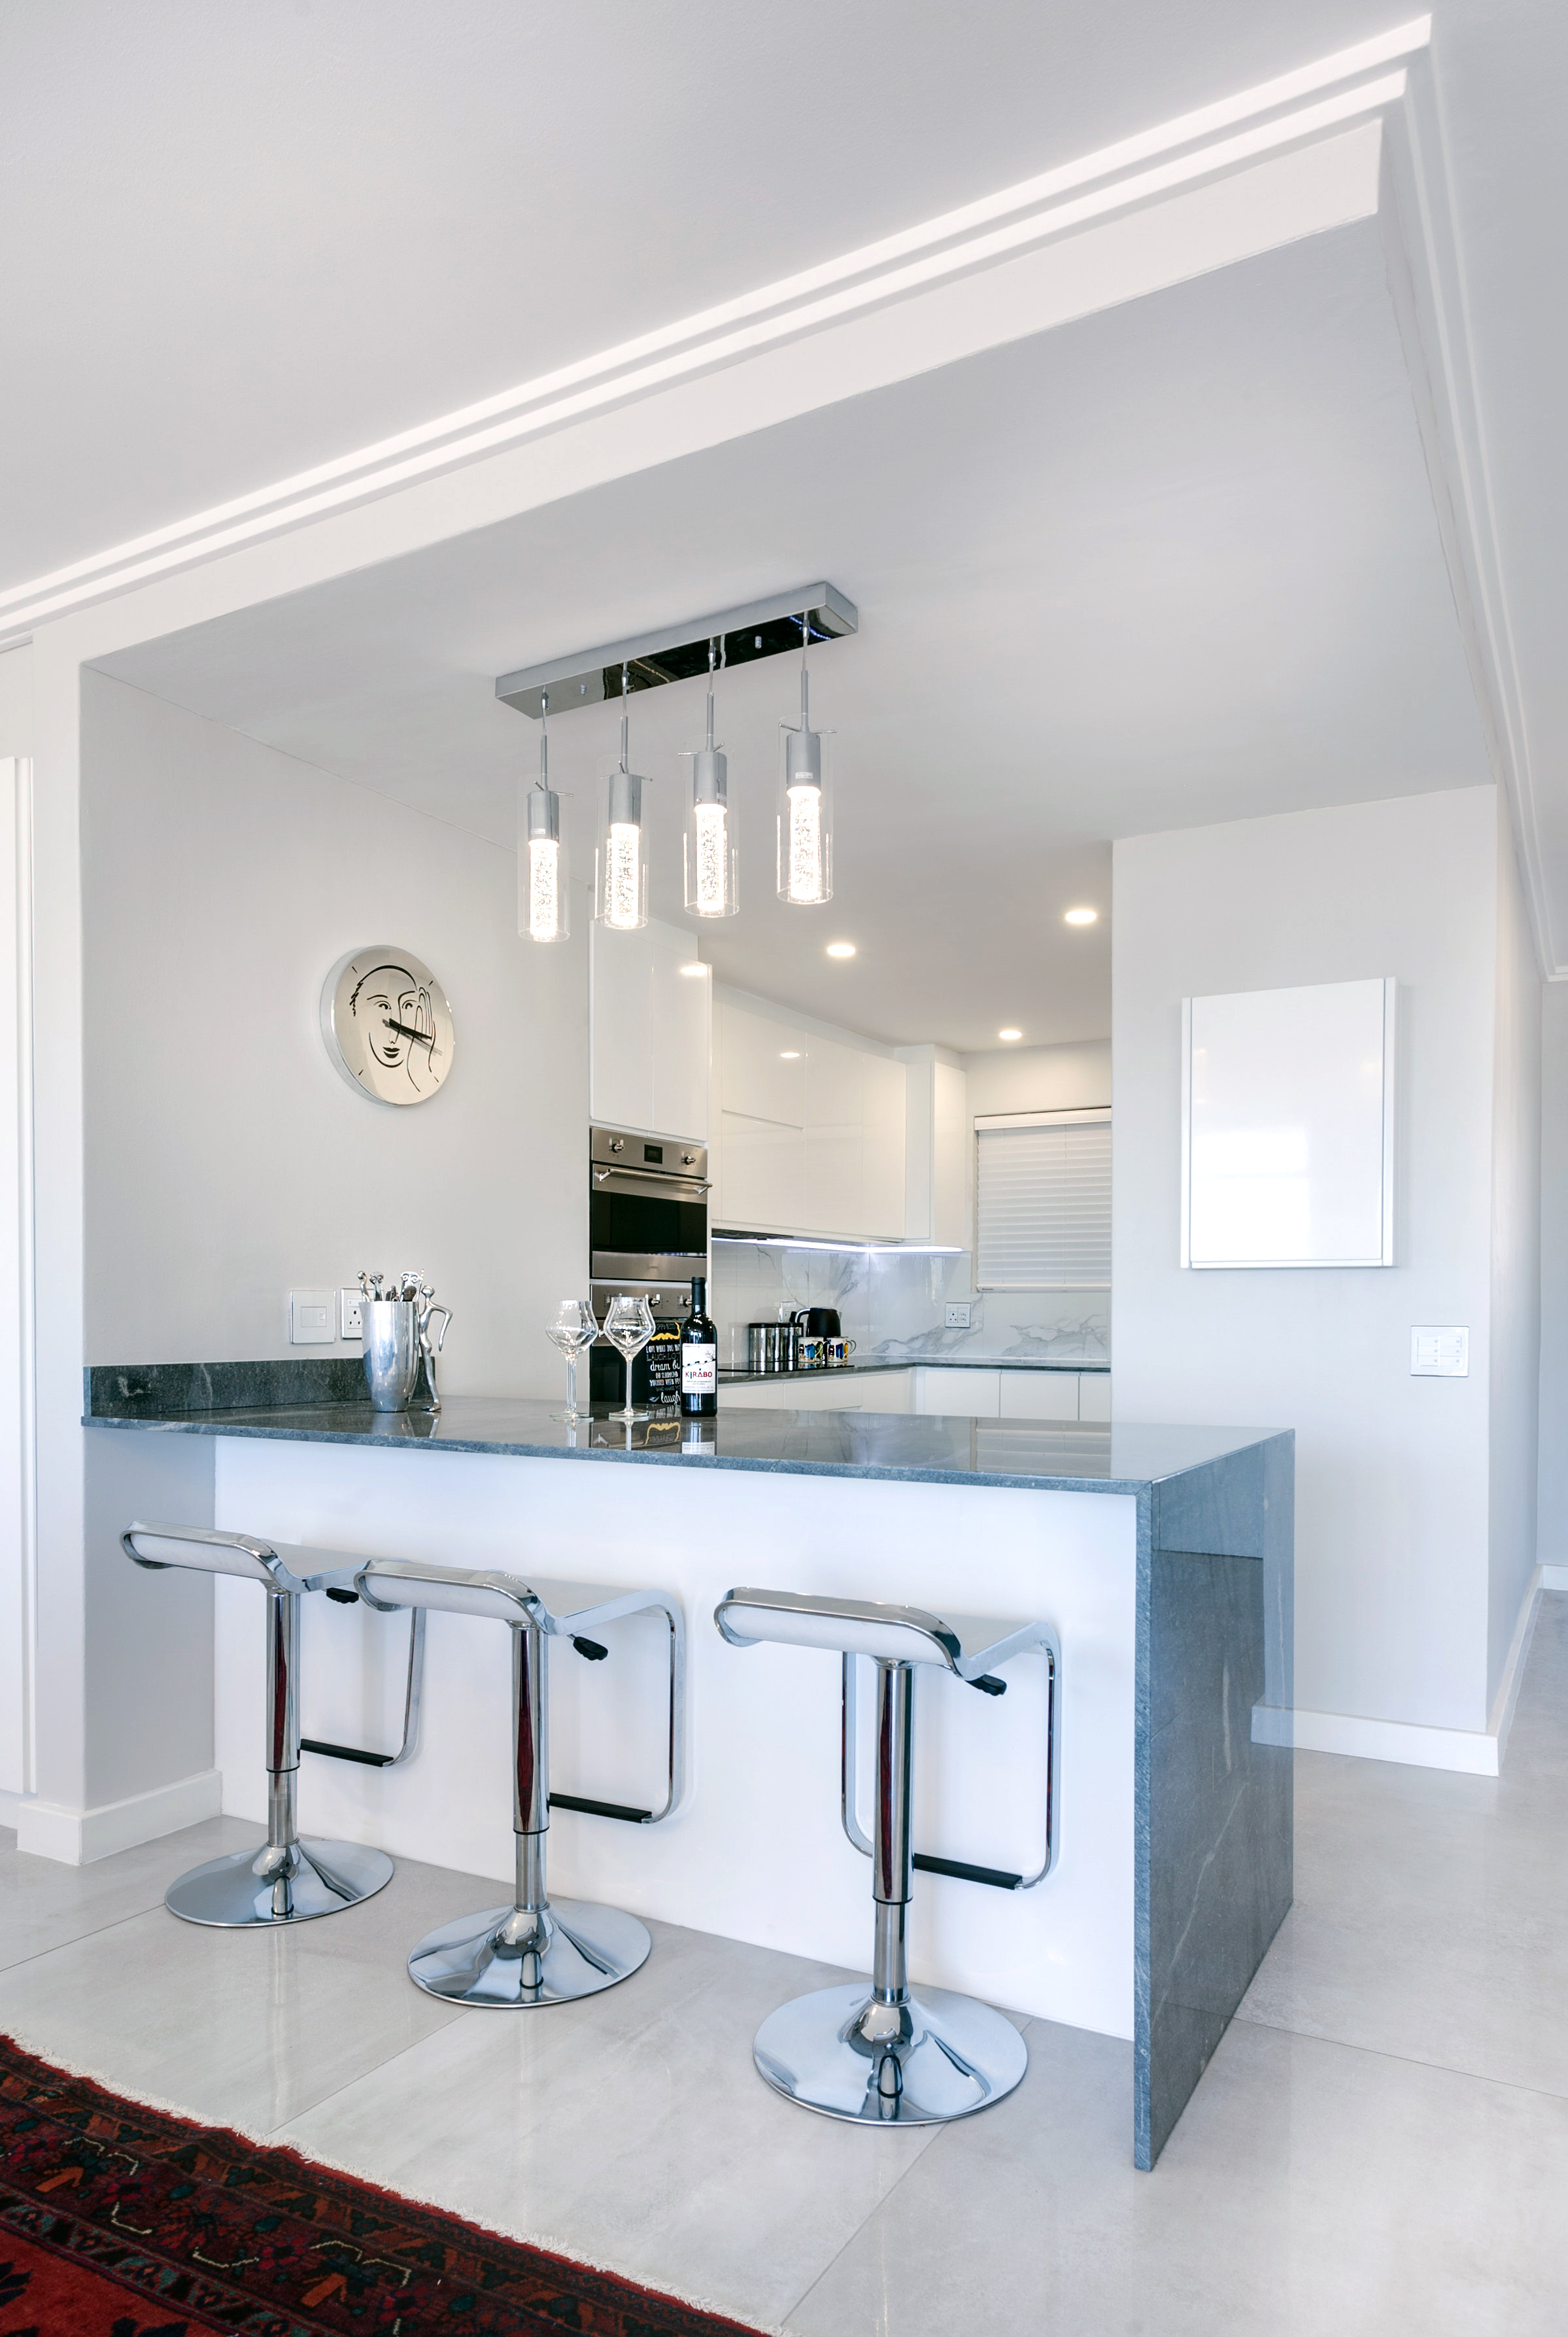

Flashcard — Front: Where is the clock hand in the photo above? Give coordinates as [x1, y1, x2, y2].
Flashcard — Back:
[382, 1017, 437, 1048]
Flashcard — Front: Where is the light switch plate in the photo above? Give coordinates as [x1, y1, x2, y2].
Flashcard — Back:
[289, 1288, 335, 1345]
[339, 1288, 364, 1340]
[945, 1302, 972, 1329]
[1411, 1326, 1468, 1377]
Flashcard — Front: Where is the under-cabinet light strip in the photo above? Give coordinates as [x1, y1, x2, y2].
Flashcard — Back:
[711, 1234, 963, 1255]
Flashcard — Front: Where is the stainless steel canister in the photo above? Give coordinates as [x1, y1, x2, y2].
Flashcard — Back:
[747, 1324, 770, 1374]
[362, 1300, 423, 1411]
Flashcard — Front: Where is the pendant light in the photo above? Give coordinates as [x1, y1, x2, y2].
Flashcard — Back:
[596, 663, 649, 930]
[520, 689, 569, 943]
[683, 637, 739, 919]
[777, 612, 832, 906]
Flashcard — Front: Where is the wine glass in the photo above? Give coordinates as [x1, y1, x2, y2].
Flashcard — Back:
[602, 1294, 655, 1423]
[545, 1298, 598, 1422]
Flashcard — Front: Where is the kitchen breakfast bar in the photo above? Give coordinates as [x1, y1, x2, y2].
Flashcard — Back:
[88, 1367, 1292, 2170]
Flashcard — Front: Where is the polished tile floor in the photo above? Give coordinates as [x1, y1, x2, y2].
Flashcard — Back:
[3, 1595, 1566, 2333]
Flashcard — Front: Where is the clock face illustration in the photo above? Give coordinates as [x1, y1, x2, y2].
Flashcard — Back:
[320, 946, 454, 1106]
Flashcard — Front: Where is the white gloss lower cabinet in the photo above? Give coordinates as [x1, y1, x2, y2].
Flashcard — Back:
[916, 1367, 1001, 1418]
[1078, 1372, 1112, 1421]
[719, 1368, 913, 1412]
[909, 1368, 1107, 1421]
[998, 1372, 1083, 1423]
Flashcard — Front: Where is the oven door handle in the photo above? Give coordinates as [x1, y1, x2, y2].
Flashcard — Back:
[592, 1166, 712, 1194]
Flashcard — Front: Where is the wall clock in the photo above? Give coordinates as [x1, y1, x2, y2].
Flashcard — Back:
[320, 946, 455, 1106]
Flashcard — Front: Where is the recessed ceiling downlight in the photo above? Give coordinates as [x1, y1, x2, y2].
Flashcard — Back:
[826, 941, 857, 959]
[998, 1028, 1023, 1042]
[1064, 906, 1098, 926]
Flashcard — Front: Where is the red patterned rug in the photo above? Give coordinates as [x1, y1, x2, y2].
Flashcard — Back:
[0, 2033, 762, 2335]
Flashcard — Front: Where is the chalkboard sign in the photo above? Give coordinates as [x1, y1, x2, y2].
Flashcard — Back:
[643, 1319, 683, 1409]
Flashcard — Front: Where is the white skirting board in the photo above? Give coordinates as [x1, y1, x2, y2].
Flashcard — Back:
[2, 1768, 221, 1865]
[1253, 1568, 1552, 1778]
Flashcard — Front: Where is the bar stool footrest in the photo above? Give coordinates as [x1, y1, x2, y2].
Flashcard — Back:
[547, 1790, 655, 1824]
[912, 1851, 1023, 1891]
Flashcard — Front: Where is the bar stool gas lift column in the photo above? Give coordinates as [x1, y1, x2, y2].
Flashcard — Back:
[715, 1587, 1059, 2125]
[123, 1524, 395, 1926]
[354, 1558, 685, 2007]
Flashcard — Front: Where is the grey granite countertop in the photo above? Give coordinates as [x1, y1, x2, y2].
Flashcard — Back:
[84, 1386, 1280, 1496]
[719, 1355, 1108, 1384]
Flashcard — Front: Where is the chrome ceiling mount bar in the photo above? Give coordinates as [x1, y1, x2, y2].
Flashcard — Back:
[496, 583, 858, 719]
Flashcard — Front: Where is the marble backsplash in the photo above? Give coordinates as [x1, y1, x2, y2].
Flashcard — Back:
[709, 1241, 1109, 1369]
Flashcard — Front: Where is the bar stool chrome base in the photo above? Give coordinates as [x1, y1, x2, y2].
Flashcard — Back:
[166, 1837, 394, 1928]
[407, 1897, 651, 2006]
[754, 1979, 1027, 2125]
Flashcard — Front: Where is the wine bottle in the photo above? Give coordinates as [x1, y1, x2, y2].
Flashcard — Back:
[681, 1276, 718, 1416]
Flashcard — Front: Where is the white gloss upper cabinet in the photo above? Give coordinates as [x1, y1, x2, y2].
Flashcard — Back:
[714, 997, 906, 1241]
[649, 929, 710, 1143]
[897, 1048, 970, 1243]
[590, 918, 710, 1141]
[862, 1054, 908, 1239]
[720, 1000, 807, 1126]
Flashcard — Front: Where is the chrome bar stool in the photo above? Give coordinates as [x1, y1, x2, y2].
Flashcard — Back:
[354, 1557, 685, 2007]
[122, 1523, 397, 1926]
[715, 1586, 1059, 2126]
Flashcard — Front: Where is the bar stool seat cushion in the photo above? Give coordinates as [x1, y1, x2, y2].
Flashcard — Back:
[715, 1587, 1046, 1680]
[123, 1523, 360, 1595]
[356, 1557, 675, 1635]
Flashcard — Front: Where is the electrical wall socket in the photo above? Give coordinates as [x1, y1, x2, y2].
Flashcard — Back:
[289, 1289, 334, 1345]
[339, 1289, 364, 1340]
[945, 1302, 972, 1329]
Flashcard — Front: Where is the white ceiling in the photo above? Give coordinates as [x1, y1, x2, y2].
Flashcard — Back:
[99, 217, 1487, 1052]
[3, 0, 1393, 591]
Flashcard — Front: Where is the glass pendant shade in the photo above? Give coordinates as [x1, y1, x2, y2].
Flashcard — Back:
[522, 784, 568, 942]
[520, 695, 568, 943]
[596, 704, 649, 931]
[777, 652, 832, 907]
[684, 653, 739, 919]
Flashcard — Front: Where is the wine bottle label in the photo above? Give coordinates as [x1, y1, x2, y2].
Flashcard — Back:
[681, 1343, 717, 1394]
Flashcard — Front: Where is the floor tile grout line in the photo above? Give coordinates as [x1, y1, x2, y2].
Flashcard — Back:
[774, 2024, 1040, 2331]
[1229, 2005, 1568, 2107]
[260, 2007, 471, 2141]
[0, 1894, 190, 1981]
[776, 2132, 946, 2334]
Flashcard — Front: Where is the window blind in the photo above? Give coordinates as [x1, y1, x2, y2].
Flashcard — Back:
[975, 1113, 1111, 1289]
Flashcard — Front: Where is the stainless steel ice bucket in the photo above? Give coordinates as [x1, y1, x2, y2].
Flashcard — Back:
[362, 1300, 422, 1411]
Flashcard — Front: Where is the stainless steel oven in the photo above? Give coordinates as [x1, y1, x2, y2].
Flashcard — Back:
[588, 1126, 709, 1402]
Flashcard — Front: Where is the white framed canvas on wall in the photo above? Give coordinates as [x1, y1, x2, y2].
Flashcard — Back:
[1180, 976, 1396, 1270]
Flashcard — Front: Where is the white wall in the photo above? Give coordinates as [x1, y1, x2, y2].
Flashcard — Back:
[81, 670, 587, 1387]
[68, 671, 590, 1827]
[1487, 806, 1542, 1708]
[1113, 788, 1521, 1747]
[1539, 982, 1568, 1571]
[962, 1037, 1111, 1120]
